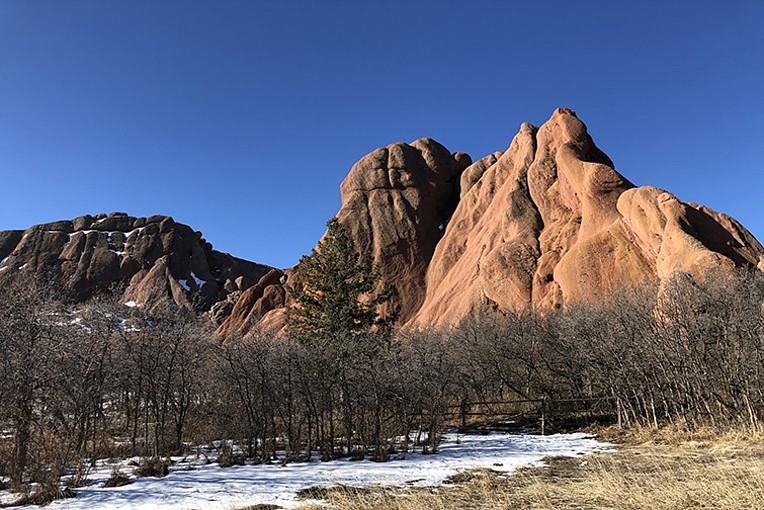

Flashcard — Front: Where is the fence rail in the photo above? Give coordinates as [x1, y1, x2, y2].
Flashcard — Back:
[442, 396, 617, 434]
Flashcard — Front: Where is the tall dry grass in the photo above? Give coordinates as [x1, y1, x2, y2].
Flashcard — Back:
[298, 426, 764, 509]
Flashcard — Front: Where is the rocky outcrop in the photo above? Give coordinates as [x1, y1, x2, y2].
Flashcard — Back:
[0, 212, 272, 319]
[409, 108, 764, 328]
[335, 139, 472, 323]
[218, 108, 763, 337]
[216, 138, 473, 337]
[216, 269, 287, 338]
[5, 109, 760, 337]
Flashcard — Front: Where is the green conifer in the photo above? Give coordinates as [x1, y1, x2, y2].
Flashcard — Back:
[286, 218, 386, 340]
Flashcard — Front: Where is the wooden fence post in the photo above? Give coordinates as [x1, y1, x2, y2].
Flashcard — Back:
[540, 397, 546, 436]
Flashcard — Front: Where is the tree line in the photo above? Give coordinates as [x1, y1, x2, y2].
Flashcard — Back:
[0, 219, 762, 496]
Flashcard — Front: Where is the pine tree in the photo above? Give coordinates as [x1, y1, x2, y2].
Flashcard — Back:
[286, 218, 390, 459]
[286, 218, 385, 340]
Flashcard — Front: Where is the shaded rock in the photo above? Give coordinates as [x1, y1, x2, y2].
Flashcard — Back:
[0, 213, 273, 320]
[335, 137, 471, 323]
[235, 275, 253, 291]
[217, 269, 286, 337]
[0, 230, 23, 261]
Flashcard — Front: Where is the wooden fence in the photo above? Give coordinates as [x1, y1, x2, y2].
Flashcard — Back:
[443, 396, 617, 434]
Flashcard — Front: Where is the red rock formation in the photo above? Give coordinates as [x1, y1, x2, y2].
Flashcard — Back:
[0, 212, 272, 320]
[217, 108, 763, 337]
[335, 138, 471, 323]
[216, 269, 286, 338]
[409, 109, 764, 328]
[218, 139, 472, 337]
[7, 110, 757, 337]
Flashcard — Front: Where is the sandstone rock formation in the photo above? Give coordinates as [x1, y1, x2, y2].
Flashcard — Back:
[335, 139, 471, 323]
[0, 212, 272, 320]
[216, 139, 473, 337]
[409, 108, 764, 328]
[219, 108, 763, 337]
[215, 268, 287, 338]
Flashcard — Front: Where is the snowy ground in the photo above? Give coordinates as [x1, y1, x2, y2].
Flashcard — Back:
[1, 431, 610, 509]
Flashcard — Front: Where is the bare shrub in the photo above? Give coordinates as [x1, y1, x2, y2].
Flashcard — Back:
[134, 457, 171, 478]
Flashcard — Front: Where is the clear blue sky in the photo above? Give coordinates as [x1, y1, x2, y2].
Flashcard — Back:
[1, 1, 762, 269]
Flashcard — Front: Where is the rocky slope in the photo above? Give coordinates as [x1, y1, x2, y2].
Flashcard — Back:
[221, 108, 764, 335]
[0, 213, 272, 321]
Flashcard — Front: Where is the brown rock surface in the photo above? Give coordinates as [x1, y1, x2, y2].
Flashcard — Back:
[217, 108, 762, 338]
[4, 109, 761, 337]
[408, 108, 764, 328]
[214, 139, 472, 337]
[0, 213, 272, 319]
[216, 269, 286, 338]
[335, 138, 471, 323]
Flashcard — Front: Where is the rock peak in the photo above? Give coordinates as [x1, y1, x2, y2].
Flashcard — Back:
[553, 106, 578, 117]
[219, 108, 764, 336]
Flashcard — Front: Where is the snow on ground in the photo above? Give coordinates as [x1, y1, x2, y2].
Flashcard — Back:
[2, 431, 610, 510]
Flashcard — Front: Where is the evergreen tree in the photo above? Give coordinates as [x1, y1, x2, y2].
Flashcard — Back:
[286, 218, 386, 340]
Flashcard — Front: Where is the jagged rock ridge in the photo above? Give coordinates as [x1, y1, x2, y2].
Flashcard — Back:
[222, 108, 764, 335]
[0, 212, 273, 322]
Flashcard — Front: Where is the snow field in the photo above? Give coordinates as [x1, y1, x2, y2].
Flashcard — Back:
[2, 430, 610, 509]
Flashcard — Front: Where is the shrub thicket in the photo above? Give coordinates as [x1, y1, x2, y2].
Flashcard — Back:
[0, 267, 761, 491]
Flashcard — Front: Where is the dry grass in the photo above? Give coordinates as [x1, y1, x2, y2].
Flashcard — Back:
[297, 426, 764, 509]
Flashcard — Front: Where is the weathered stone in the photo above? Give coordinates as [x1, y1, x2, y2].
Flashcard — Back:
[334, 137, 471, 324]
[408, 109, 764, 328]
[0, 213, 273, 320]
[217, 269, 286, 337]
[3, 109, 762, 339]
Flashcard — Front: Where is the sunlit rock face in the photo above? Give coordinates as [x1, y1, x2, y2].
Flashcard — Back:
[228, 108, 763, 335]
[0, 212, 272, 320]
[409, 108, 763, 328]
[5, 109, 761, 337]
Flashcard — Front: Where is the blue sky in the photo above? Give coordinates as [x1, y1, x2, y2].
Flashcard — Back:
[1, 1, 762, 269]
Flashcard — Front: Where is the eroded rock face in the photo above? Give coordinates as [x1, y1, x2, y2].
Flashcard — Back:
[413, 122, 543, 326]
[216, 269, 287, 338]
[335, 139, 472, 323]
[408, 108, 764, 328]
[7, 109, 759, 337]
[0, 212, 272, 319]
